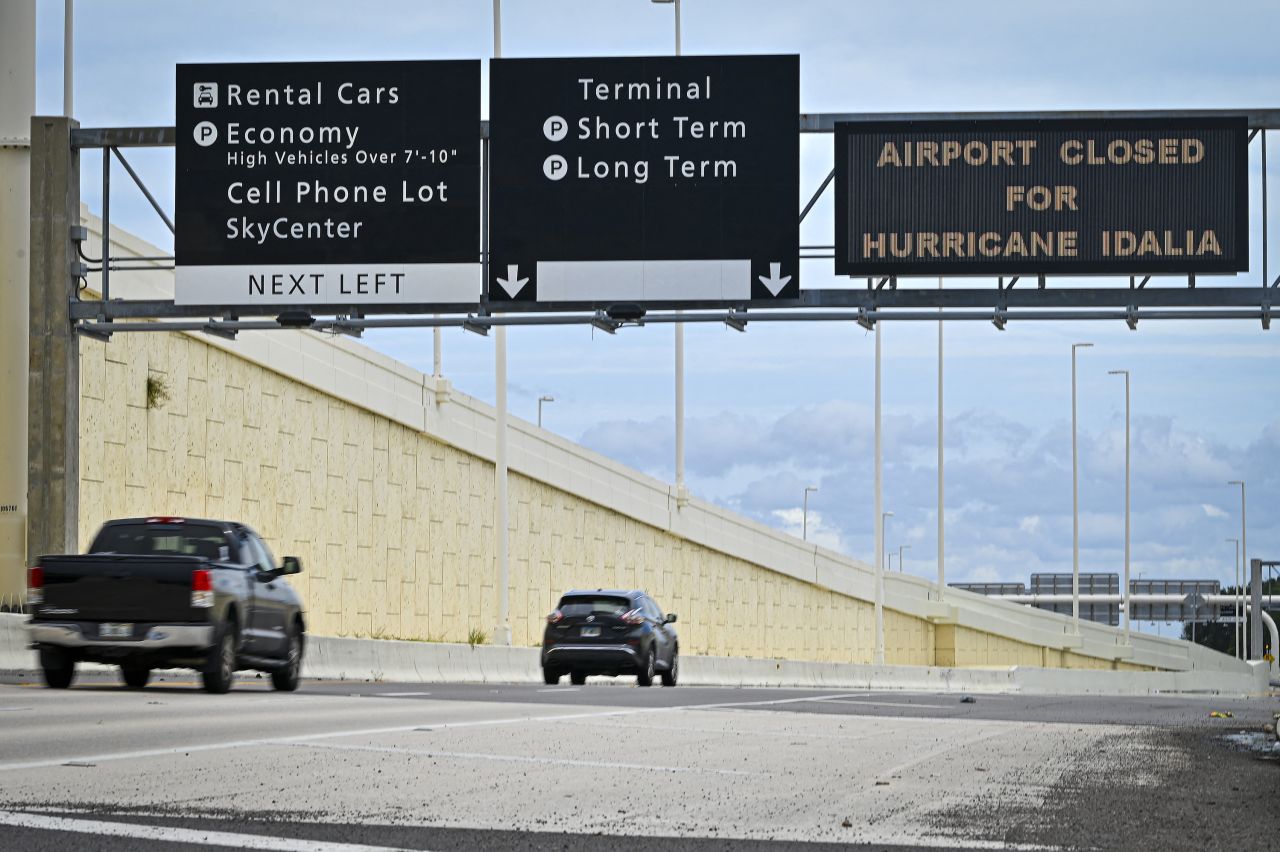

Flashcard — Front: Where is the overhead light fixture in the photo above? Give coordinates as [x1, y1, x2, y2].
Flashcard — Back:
[461, 317, 490, 336]
[992, 309, 1007, 331]
[276, 310, 315, 328]
[724, 312, 747, 332]
[590, 311, 619, 335]
[856, 309, 875, 331]
[202, 320, 237, 341]
[1125, 305, 1139, 331]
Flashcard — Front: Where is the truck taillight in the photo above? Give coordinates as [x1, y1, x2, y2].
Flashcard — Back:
[546, 609, 564, 624]
[27, 567, 43, 607]
[191, 568, 213, 608]
[621, 608, 644, 625]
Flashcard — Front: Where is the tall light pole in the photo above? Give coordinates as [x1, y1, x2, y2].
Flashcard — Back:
[1108, 369, 1131, 645]
[803, 486, 818, 541]
[1227, 537, 1241, 659]
[537, 395, 554, 428]
[876, 510, 893, 665]
[1071, 342, 1094, 634]
[898, 544, 911, 573]
[1228, 480, 1246, 659]
[652, 0, 686, 507]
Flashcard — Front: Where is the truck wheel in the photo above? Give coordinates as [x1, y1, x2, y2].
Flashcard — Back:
[40, 647, 75, 690]
[271, 628, 303, 692]
[542, 667, 560, 685]
[120, 663, 151, 689]
[570, 672, 587, 685]
[202, 623, 236, 694]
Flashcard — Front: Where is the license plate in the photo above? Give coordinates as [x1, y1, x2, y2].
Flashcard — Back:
[100, 623, 133, 639]
[581, 626, 601, 637]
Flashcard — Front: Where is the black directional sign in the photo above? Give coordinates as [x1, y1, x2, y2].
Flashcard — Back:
[489, 55, 799, 308]
[835, 117, 1248, 277]
[175, 60, 480, 307]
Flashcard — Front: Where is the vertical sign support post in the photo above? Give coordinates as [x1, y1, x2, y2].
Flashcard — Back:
[874, 321, 885, 665]
[668, 0, 688, 509]
[937, 277, 944, 599]
[1109, 369, 1131, 645]
[493, 0, 511, 647]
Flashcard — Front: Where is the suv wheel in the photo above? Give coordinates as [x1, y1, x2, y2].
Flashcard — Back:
[636, 649, 655, 687]
[661, 651, 678, 687]
[201, 622, 236, 694]
[120, 662, 151, 689]
[40, 647, 76, 690]
[570, 672, 587, 686]
[271, 627, 303, 692]
[542, 666, 560, 685]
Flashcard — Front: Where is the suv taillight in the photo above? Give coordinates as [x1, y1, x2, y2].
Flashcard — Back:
[27, 567, 43, 607]
[546, 609, 564, 624]
[621, 608, 644, 625]
[191, 568, 213, 608]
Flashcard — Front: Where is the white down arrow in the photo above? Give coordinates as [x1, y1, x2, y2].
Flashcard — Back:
[757, 262, 792, 296]
[495, 264, 528, 298]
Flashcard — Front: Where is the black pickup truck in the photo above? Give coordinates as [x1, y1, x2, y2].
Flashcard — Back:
[26, 517, 306, 694]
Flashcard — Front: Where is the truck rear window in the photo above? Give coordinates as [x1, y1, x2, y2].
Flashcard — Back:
[90, 524, 233, 561]
[558, 596, 632, 616]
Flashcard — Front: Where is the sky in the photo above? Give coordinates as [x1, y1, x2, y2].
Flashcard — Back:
[30, 0, 1280, 631]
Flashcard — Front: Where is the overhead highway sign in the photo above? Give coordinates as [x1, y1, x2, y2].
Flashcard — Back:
[835, 117, 1249, 277]
[175, 60, 481, 307]
[488, 54, 799, 308]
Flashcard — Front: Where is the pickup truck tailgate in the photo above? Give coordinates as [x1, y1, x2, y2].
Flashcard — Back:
[39, 555, 205, 622]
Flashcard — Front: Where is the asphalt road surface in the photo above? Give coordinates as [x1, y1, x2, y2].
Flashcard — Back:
[1, 673, 1277, 850]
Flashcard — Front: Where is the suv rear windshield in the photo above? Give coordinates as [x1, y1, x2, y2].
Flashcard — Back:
[90, 524, 233, 561]
[558, 596, 632, 616]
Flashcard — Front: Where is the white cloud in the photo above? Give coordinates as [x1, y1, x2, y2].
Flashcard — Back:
[1201, 504, 1229, 519]
[1019, 516, 1041, 534]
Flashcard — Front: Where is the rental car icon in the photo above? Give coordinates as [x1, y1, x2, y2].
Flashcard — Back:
[195, 83, 217, 108]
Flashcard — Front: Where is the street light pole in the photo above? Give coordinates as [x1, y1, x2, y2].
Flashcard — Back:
[937, 276, 945, 599]
[877, 510, 893, 665]
[1071, 342, 1094, 635]
[803, 486, 818, 541]
[1228, 480, 1246, 659]
[1108, 369, 1131, 646]
[537, 395, 554, 428]
[899, 544, 911, 573]
[1227, 536, 1240, 659]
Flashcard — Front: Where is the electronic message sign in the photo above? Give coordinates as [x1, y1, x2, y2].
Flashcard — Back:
[175, 60, 480, 307]
[835, 117, 1248, 277]
[489, 55, 799, 307]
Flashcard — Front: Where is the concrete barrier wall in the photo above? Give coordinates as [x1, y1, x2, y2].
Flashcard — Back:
[8, 210, 1253, 676]
[2, 614, 1264, 695]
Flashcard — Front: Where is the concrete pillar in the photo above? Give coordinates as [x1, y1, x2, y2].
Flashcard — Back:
[0, 0, 36, 607]
[27, 115, 80, 565]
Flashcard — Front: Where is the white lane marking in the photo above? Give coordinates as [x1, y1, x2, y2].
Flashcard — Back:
[537, 687, 579, 693]
[0, 691, 872, 773]
[574, 719, 887, 741]
[816, 699, 957, 709]
[0, 810, 422, 851]
[0, 707, 31, 712]
[295, 741, 763, 776]
[375, 692, 431, 697]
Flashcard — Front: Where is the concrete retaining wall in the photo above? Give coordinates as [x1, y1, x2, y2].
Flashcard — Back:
[3, 613, 1266, 695]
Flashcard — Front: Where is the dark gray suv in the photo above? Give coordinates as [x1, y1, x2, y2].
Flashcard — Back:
[541, 589, 678, 687]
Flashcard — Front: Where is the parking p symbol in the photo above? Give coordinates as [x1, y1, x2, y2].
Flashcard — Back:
[543, 115, 568, 142]
[543, 154, 567, 181]
[193, 121, 218, 147]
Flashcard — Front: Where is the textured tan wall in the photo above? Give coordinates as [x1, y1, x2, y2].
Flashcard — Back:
[76, 328, 1152, 670]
